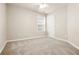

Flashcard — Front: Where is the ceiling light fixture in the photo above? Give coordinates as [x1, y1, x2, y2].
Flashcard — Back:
[39, 4, 48, 9]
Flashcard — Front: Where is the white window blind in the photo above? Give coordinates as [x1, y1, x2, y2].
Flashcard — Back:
[37, 16, 45, 32]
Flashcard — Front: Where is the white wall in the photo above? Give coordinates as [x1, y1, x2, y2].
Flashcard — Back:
[7, 5, 46, 40]
[0, 4, 7, 53]
[47, 7, 67, 40]
[54, 7, 67, 40]
[67, 4, 79, 47]
[47, 14, 55, 37]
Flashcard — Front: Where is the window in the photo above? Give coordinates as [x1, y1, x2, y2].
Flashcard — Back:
[37, 16, 45, 32]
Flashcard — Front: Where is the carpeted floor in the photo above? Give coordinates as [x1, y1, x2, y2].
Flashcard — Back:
[1, 37, 79, 55]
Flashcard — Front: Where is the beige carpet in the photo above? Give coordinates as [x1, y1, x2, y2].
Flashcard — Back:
[1, 37, 79, 55]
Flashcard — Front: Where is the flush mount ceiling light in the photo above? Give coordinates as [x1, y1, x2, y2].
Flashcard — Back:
[39, 4, 48, 9]
[33, 3, 48, 9]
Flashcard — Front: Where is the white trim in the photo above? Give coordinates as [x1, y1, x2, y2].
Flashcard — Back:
[67, 41, 79, 50]
[0, 35, 46, 54]
[50, 36, 79, 50]
[0, 41, 7, 54]
[1, 36, 79, 54]
[7, 35, 46, 42]
[49, 36, 67, 42]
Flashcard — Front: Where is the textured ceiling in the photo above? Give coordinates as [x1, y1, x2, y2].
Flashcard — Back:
[7, 3, 67, 14]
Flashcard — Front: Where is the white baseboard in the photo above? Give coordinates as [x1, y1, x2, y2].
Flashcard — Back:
[0, 41, 7, 54]
[67, 41, 79, 50]
[0, 35, 46, 54]
[50, 36, 79, 50]
[7, 35, 46, 43]
[49, 36, 67, 42]
[1, 35, 79, 54]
